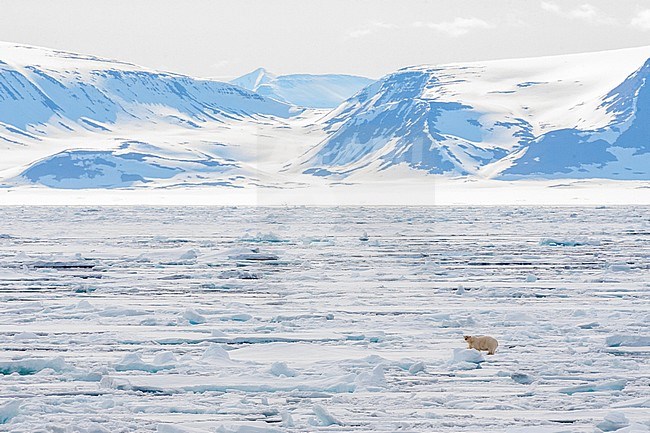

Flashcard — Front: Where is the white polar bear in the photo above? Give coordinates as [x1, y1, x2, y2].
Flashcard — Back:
[464, 335, 499, 355]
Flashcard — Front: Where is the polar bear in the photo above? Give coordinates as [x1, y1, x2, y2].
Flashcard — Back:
[464, 335, 498, 355]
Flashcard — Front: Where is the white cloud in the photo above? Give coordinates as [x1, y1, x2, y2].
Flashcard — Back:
[541, 2, 616, 25]
[631, 9, 650, 30]
[416, 17, 493, 37]
[571, 4, 600, 21]
[348, 22, 398, 39]
[540, 1, 561, 13]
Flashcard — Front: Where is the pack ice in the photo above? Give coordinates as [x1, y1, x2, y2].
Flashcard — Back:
[0, 206, 648, 432]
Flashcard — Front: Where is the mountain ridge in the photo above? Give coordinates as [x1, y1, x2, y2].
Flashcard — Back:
[231, 68, 374, 108]
[300, 45, 650, 180]
[0, 41, 649, 190]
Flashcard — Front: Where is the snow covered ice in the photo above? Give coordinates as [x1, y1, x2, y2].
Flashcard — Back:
[0, 206, 649, 432]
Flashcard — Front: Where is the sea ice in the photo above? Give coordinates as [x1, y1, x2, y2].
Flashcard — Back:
[408, 361, 426, 374]
[114, 353, 174, 373]
[202, 343, 231, 361]
[183, 308, 207, 324]
[526, 273, 538, 282]
[597, 412, 630, 432]
[0, 357, 67, 375]
[558, 379, 627, 395]
[269, 361, 297, 377]
[450, 349, 485, 369]
[0, 400, 20, 424]
[539, 237, 599, 247]
[311, 404, 343, 426]
[606, 335, 650, 347]
[0, 206, 647, 432]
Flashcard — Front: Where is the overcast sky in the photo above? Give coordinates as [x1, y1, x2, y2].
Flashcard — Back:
[1, 0, 650, 79]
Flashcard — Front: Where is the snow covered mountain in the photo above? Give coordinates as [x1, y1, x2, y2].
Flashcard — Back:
[231, 68, 373, 108]
[0, 41, 649, 191]
[0, 42, 300, 188]
[0, 44, 294, 132]
[301, 47, 650, 180]
[499, 57, 650, 179]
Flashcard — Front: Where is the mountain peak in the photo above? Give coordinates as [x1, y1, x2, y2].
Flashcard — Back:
[231, 67, 276, 91]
